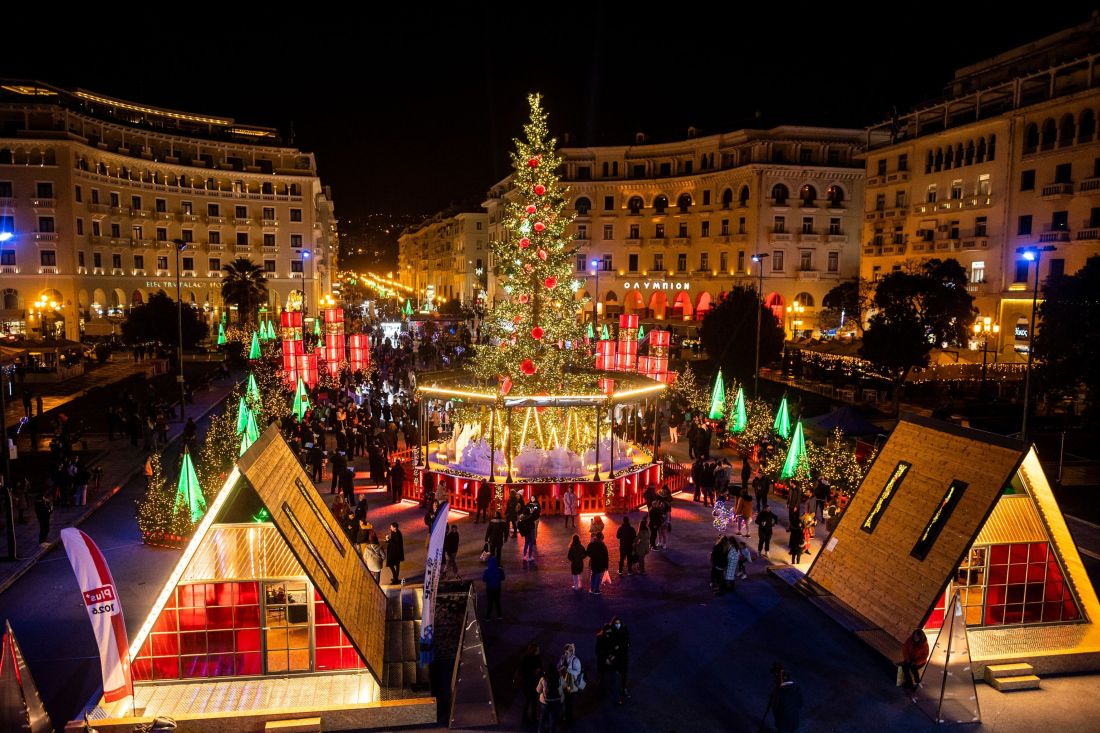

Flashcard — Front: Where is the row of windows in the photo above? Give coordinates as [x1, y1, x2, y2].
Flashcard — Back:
[572, 184, 848, 215]
[74, 156, 307, 196]
[922, 135, 998, 173]
[0, 214, 307, 247]
[568, 146, 849, 181]
[574, 250, 841, 274]
[1023, 112, 1098, 154]
[0, 249, 303, 275]
[575, 216, 843, 240]
[0, 182, 305, 222]
[1019, 157, 1100, 190]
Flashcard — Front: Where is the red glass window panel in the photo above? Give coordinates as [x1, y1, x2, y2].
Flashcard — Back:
[179, 632, 206, 655]
[213, 582, 235, 607]
[1029, 543, 1048, 562]
[989, 545, 1009, 565]
[211, 653, 236, 677]
[315, 625, 341, 648]
[985, 582, 1006, 605]
[987, 563, 1008, 585]
[151, 633, 179, 657]
[177, 585, 194, 608]
[1043, 601, 1065, 621]
[1063, 594, 1081, 620]
[985, 604, 1006, 625]
[1006, 584, 1026, 604]
[315, 647, 341, 670]
[1009, 544, 1029, 563]
[131, 658, 153, 682]
[1023, 602, 1043, 622]
[236, 653, 262, 676]
[1007, 563, 1027, 583]
[341, 648, 364, 669]
[925, 589, 947, 629]
[152, 609, 178, 634]
[337, 626, 356, 647]
[235, 627, 261, 652]
[1047, 557, 1067, 583]
[206, 606, 234, 630]
[233, 604, 260, 628]
[207, 630, 234, 653]
[236, 582, 259, 605]
[1026, 563, 1047, 583]
[314, 602, 335, 626]
[204, 584, 219, 607]
[181, 655, 208, 678]
[152, 656, 180, 680]
[163, 592, 178, 610]
[178, 607, 206, 632]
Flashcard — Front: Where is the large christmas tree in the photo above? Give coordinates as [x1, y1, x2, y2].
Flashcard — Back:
[472, 94, 590, 393]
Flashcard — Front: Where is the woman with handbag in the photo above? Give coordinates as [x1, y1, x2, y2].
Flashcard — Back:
[361, 529, 386, 582]
[558, 643, 583, 725]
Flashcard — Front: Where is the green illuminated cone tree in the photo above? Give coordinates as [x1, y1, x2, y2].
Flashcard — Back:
[708, 369, 727, 421]
[780, 420, 810, 480]
[175, 448, 206, 523]
[600, 324, 610, 341]
[216, 322, 226, 345]
[292, 377, 310, 422]
[774, 395, 791, 439]
[248, 331, 261, 359]
[731, 386, 748, 433]
[239, 430, 254, 456]
[245, 408, 260, 444]
[472, 94, 589, 391]
[236, 398, 250, 434]
[247, 373, 261, 404]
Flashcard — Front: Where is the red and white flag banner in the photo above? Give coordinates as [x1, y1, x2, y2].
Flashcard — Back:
[61, 528, 133, 704]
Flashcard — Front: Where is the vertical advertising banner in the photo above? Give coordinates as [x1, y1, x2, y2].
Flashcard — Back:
[419, 501, 449, 664]
[61, 529, 133, 704]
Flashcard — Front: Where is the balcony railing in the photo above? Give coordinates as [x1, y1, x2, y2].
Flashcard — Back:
[672, 237, 691, 246]
[181, 212, 202, 221]
[799, 232, 821, 242]
[206, 216, 225, 224]
[1076, 227, 1100, 241]
[960, 237, 990, 249]
[1041, 182, 1075, 198]
[646, 237, 666, 246]
[261, 218, 279, 227]
[87, 203, 109, 213]
[154, 211, 173, 220]
[1079, 177, 1100, 193]
[130, 209, 150, 219]
[233, 218, 254, 226]
[770, 231, 792, 241]
[1038, 229, 1071, 243]
[0, 265, 18, 274]
[33, 232, 59, 242]
[234, 244, 252, 252]
[30, 198, 56, 208]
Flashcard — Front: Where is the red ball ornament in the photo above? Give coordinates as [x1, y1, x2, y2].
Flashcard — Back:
[525, 204, 537, 215]
[536, 249, 548, 261]
[544, 277, 558, 289]
[521, 359, 537, 375]
[527, 157, 540, 168]
[533, 184, 546, 196]
[513, 315, 523, 324]
[533, 222, 546, 232]
[518, 237, 531, 248]
[518, 293, 529, 304]
[500, 376, 512, 396]
[531, 326, 544, 340]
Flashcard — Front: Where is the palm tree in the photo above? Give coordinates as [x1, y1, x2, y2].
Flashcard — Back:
[220, 258, 269, 326]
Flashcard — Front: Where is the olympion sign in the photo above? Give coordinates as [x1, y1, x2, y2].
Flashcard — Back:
[622, 281, 690, 290]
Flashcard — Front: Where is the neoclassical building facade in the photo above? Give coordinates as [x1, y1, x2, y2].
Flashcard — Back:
[397, 210, 489, 307]
[0, 82, 337, 340]
[484, 125, 867, 335]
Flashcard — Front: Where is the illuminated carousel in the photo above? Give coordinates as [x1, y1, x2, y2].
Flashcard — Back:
[409, 95, 671, 515]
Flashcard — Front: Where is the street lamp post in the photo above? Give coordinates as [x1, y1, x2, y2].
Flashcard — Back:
[973, 316, 1000, 396]
[1, 364, 15, 559]
[751, 252, 770, 397]
[590, 259, 600, 325]
[786, 301, 805, 339]
[172, 239, 188, 422]
[1016, 244, 1056, 442]
[302, 249, 312, 317]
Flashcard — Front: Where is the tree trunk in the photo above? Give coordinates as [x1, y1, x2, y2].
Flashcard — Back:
[891, 367, 912, 417]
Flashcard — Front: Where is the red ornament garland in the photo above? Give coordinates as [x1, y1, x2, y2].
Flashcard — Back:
[533, 222, 546, 232]
[500, 376, 512, 396]
[527, 157, 540, 168]
[518, 293, 529, 304]
[518, 237, 531, 248]
[531, 326, 544, 340]
[520, 359, 537, 375]
[544, 277, 557, 289]
[533, 184, 546, 195]
[525, 204, 537, 214]
[536, 249, 548, 261]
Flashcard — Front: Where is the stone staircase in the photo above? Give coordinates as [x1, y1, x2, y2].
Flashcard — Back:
[984, 662, 1041, 691]
[382, 587, 429, 694]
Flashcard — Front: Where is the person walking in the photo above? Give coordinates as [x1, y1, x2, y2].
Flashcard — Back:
[789, 520, 805, 566]
[535, 667, 566, 733]
[143, 454, 154, 489]
[482, 556, 505, 620]
[585, 532, 609, 595]
[561, 485, 577, 528]
[735, 484, 754, 538]
[604, 616, 630, 705]
[814, 477, 830, 523]
[567, 534, 587, 591]
[516, 642, 543, 725]
[558, 643, 583, 725]
[475, 480, 492, 524]
[770, 666, 804, 733]
[633, 519, 651, 575]
[443, 524, 460, 580]
[505, 490, 521, 538]
[389, 459, 405, 503]
[900, 629, 930, 690]
[615, 516, 636, 576]
[711, 536, 730, 594]
[484, 511, 507, 564]
[755, 504, 778, 557]
[385, 522, 404, 584]
[754, 473, 771, 513]
[362, 529, 386, 582]
[34, 493, 52, 546]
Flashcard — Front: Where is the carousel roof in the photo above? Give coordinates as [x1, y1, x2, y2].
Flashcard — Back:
[415, 368, 666, 407]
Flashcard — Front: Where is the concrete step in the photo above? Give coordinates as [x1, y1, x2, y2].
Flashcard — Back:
[989, 674, 1041, 692]
[984, 662, 1035, 680]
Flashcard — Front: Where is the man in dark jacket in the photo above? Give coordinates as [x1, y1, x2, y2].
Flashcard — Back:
[691, 457, 704, 502]
[814, 478, 830, 522]
[34, 493, 52, 545]
[329, 451, 347, 494]
[309, 444, 325, 483]
[484, 511, 507, 564]
[389, 460, 405, 504]
[615, 517, 636, 575]
[604, 616, 631, 704]
[475, 480, 492, 524]
[585, 533, 609, 595]
[385, 522, 405, 584]
[755, 505, 778, 556]
[771, 667, 804, 733]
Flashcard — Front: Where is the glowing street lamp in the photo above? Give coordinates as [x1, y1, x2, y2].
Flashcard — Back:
[1016, 244, 1056, 441]
[751, 252, 770, 397]
[590, 259, 601, 323]
[972, 316, 1000, 396]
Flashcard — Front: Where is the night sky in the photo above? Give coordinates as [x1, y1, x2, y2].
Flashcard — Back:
[2, 4, 1093, 219]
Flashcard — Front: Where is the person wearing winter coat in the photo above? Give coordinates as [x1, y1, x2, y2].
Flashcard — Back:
[585, 533, 610, 595]
[505, 490, 522, 538]
[615, 516, 637, 576]
[711, 536, 730, 594]
[385, 522, 404, 584]
[361, 529, 386, 581]
[789, 521, 805, 566]
[482, 556, 505, 620]
[588, 514, 605, 542]
[562, 486, 577, 528]
[517, 642, 543, 725]
[633, 519, 651, 575]
[475, 480, 492, 524]
[567, 534, 587, 591]
[484, 511, 507, 564]
[755, 506, 778, 556]
[604, 616, 631, 704]
[443, 524, 460, 580]
[558, 643, 583, 725]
